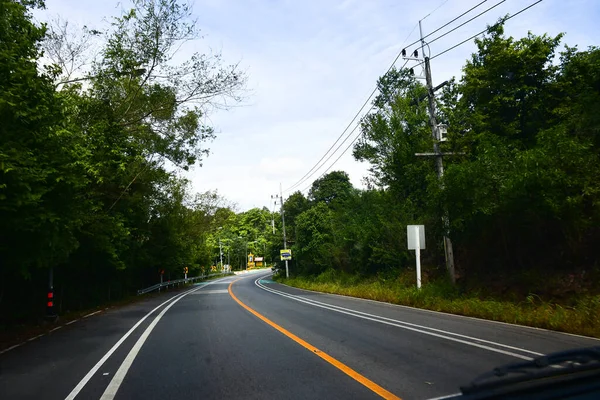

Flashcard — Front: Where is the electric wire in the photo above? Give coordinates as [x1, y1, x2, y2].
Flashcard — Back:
[402, 0, 490, 52]
[285, 0, 543, 196]
[285, 2, 495, 194]
[301, 0, 545, 194]
[282, 27, 419, 193]
[409, 0, 544, 70]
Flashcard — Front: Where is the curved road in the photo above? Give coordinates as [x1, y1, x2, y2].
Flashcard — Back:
[1, 270, 598, 399]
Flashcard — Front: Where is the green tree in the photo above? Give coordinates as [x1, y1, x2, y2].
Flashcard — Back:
[0, 0, 87, 277]
[441, 25, 600, 283]
[295, 202, 336, 276]
[0, 0, 247, 322]
[308, 171, 354, 205]
[283, 191, 310, 243]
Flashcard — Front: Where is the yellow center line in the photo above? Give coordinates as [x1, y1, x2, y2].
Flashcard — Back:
[228, 279, 402, 400]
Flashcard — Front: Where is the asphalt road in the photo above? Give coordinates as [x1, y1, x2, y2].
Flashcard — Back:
[1, 270, 599, 400]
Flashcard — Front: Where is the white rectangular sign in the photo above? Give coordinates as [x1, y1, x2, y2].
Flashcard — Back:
[407, 225, 425, 250]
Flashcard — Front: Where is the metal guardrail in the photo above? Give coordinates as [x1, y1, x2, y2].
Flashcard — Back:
[136, 272, 231, 295]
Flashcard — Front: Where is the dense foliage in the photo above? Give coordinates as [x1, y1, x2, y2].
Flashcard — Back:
[282, 24, 600, 300]
[0, 0, 245, 323]
[2, 1, 599, 326]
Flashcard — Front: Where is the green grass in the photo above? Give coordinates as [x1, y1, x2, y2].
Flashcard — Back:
[275, 270, 600, 338]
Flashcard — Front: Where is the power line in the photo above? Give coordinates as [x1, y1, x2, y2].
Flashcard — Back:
[422, 0, 451, 21]
[414, 0, 506, 52]
[307, 125, 365, 192]
[402, 0, 490, 52]
[284, 1, 507, 195]
[282, 86, 376, 193]
[286, 2, 496, 194]
[303, 0, 545, 195]
[433, 0, 543, 59]
[410, 0, 544, 69]
[282, 27, 419, 194]
[294, 57, 410, 190]
[300, 121, 366, 195]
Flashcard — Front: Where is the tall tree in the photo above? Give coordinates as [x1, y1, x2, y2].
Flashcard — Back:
[0, 0, 86, 276]
[283, 191, 310, 242]
[308, 171, 354, 205]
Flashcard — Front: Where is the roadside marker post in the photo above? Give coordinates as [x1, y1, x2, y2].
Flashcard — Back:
[407, 225, 425, 289]
[46, 267, 57, 320]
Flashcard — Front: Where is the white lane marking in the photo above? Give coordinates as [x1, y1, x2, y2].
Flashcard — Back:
[27, 334, 44, 342]
[83, 310, 102, 319]
[99, 287, 199, 399]
[427, 394, 462, 400]
[0, 343, 23, 355]
[257, 279, 542, 357]
[64, 287, 197, 400]
[98, 275, 233, 400]
[103, 373, 109, 376]
[0, 277, 228, 359]
[50, 326, 63, 333]
[191, 289, 229, 294]
[255, 278, 539, 360]
[280, 280, 600, 343]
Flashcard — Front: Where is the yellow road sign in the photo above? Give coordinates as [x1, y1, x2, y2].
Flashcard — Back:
[280, 249, 292, 261]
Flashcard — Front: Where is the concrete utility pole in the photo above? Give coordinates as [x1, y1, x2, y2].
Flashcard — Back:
[271, 198, 276, 235]
[271, 185, 289, 278]
[218, 227, 224, 271]
[417, 20, 456, 283]
[219, 240, 223, 271]
[280, 183, 289, 278]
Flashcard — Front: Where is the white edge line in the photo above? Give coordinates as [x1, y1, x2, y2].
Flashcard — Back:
[427, 393, 462, 400]
[0, 343, 23, 355]
[271, 276, 600, 342]
[99, 287, 198, 400]
[0, 275, 231, 359]
[64, 288, 194, 400]
[255, 278, 534, 361]
[67, 274, 232, 400]
[50, 326, 63, 333]
[257, 278, 542, 356]
[83, 310, 102, 319]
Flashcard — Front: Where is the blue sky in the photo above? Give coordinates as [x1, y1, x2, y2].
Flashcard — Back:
[36, 0, 600, 210]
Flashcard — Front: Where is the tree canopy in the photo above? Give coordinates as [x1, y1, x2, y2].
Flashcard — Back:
[0, 0, 245, 323]
[2, 4, 599, 325]
[278, 24, 600, 299]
